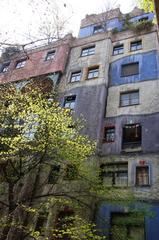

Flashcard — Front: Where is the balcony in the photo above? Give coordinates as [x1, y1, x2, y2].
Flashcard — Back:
[122, 123, 142, 153]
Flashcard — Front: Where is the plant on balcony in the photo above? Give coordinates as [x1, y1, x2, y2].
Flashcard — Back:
[112, 27, 119, 34]
[130, 19, 154, 33]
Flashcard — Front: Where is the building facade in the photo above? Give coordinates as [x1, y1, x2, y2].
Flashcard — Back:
[0, 6, 159, 240]
[60, 7, 159, 240]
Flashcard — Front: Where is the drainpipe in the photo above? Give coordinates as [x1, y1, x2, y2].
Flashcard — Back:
[154, 0, 159, 28]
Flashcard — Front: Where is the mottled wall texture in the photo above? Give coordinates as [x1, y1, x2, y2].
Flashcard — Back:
[0, 6, 159, 240]
[0, 35, 72, 84]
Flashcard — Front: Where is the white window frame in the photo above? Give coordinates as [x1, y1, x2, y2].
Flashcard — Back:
[70, 71, 81, 82]
[45, 50, 56, 61]
[15, 59, 27, 69]
[81, 46, 95, 57]
[135, 165, 150, 186]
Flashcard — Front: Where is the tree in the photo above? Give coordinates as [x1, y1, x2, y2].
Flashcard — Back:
[0, 0, 72, 55]
[139, 0, 154, 11]
[0, 83, 109, 240]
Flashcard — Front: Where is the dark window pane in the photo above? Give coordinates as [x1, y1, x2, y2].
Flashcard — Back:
[123, 124, 141, 143]
[120, 91, 139, 106]
[113, 45, 124, 55]
[81, 46, 95, 56]
[1, 62, 10, 73]
[64, 96, 76, 110]
[130, 41, 142, 51]
[93, 25, 103, 34]
[101, 163, 128, 187]
[121, 62, 139, 77]
[48, 165, 60, 184]
[122, 124, 142, 150]
[15, 59, 27, 69]
[45, 51, 55, 60]
[104, 127, 115, 142]
[70, 71, 81, 82]
[138, 16, 148, 22]
[87, 67, 99, 79]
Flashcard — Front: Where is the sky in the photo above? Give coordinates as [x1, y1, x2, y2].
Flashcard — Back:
[0, 0, 137, 46]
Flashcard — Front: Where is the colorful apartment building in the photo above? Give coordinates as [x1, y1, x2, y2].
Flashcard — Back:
[61, 7, 159, 240]
[0, 6, 159, 240]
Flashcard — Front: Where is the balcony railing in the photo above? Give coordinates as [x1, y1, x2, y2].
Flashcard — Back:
[122, 141, 142, 152]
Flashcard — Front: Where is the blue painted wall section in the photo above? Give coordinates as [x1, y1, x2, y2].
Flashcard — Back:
[110, 51, 159, 86]
[78, 12, 154, 38]
[78, 18, 122, 38]
[130, 12, 154, 23]
[96, 202, 159, 240]
[78, 25, 94, 38]
[102, 114, 159, 154]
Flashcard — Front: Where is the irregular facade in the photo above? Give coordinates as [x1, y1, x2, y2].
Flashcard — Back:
[0, 7, 159, 240]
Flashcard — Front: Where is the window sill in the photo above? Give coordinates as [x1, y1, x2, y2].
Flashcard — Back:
[130, 48, 142, 52]
[44, 58, 55, 62]
[15, 67, 25, 70]
[0, 71, 9, 74]
[103, 185, 129, 188]
[119, 103, 140, 108]
[103, 140, 115, 143]
[86, 77, 98, 80]
[135, 184, 151, 188]
[121, 73, 139, 77]
[80, 53, 95, 57]
[122, 146, 142, 153]
[93, 31, 104, 35]
[112, 52, 124, 56]
[69, 80, 80, 84]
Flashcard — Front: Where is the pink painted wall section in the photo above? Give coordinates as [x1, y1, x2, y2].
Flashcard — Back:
[0, 42, 71, 84]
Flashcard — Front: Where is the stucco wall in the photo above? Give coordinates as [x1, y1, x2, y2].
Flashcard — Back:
[102, 113, 159, 154]
[106, 79, 159, 117]
[109, 50, 159, 86]
[60, 37, 112, 140]
[96, 202, 159, 240]
[111, 31, 158, 62]
[64, 38, 112, 82]
[78, 11, 154, 38]
[98, 153, 159, 200]
[0, 39, 72, 84]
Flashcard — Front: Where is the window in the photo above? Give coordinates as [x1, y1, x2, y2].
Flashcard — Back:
[121, 62, 139, 77]
[64, 95, 76, 110]
[45, 50, 55, 61]
[110, 212, 145, 240]
[136, 166, 150, 186]
[120, 90, 139, 107]
[93, 25, 103, 34]
[87, 66, 99, 79]
[100, 163, 128, 187]
[130, 40, 142, 51]
[81, 46, 95, 57]
[122, 123, 142, 149]
[70, 71, 81, 82]
[113, 45, 124, 55]
[35, 214, 46, 235]
[104, 127, 115, 142]
[15, 59, 26, 69]
[64, 164, 78, 180]
[48, 165, 60, 184]
[138, 16, 148, 22]
[55, 208, 74, 240]
[1, 62, 10, 73]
